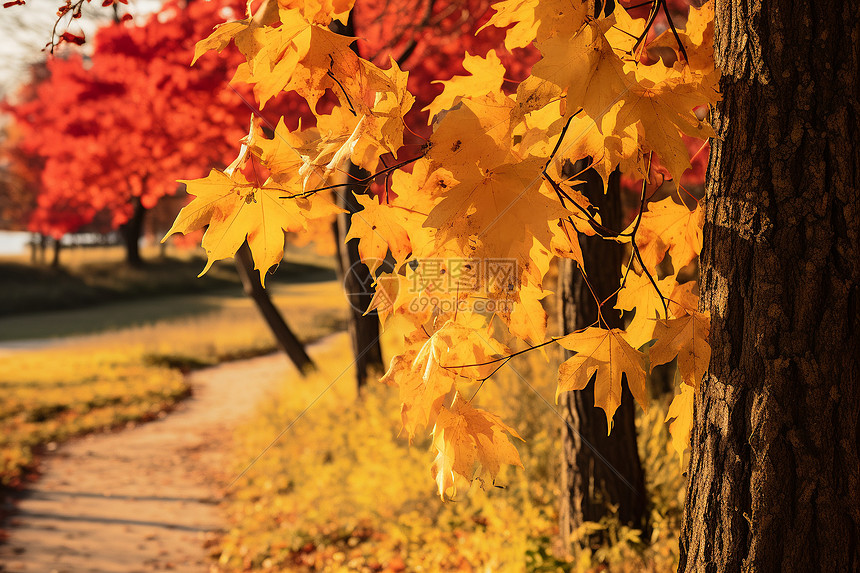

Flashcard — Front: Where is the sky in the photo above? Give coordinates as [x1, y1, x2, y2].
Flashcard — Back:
[0, 0, 162, 98]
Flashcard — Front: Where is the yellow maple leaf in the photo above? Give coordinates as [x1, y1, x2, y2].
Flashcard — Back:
[634, 196, 703, 271]
[545, 114, 645, 191]
[604, 4, 645, 54]
[163, 169, 332, 286]
[283, 24, 358, 110]
[382, 342, 454, 441]
[424, 50, 507, 123]
[606, 63, 718, 185]
[668, 280, 699, 318]
[425, 158, 569, 280]
[365, 271, 411, 326]
[277, 0, 354, 25]
[550, 221, 584, 268]
[427, 91, 518, 171]
[525, 18, 627, 121]
[479, 0, 589, 50]
[615, 270, 674, 349]
[665, 381, 695, 461]
[431, 399, 523, 500]
[436, 313, 507, 378]
[192, 19, 255, 66]
[284, 60, 412, 177]
[251, 117, 322, 189]
[504, 281, 552, 344]
[650, 0, 720, 96]
[225, 9, 312, 107]
[345, 193, 413, 272]
[557, 327, 648, 433]
[649, 311, 711, 388]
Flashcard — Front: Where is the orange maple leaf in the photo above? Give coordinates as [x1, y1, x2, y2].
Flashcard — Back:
[557, 327, 648, 433]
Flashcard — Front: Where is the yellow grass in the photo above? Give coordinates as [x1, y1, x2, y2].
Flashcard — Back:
[0, 280, 347, 486]
[217, 317, 686, 572]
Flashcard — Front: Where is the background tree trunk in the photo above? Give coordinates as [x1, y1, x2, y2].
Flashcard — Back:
[50, 236, 61, 268]
[328, 14, 385, 392]
[38, 233, 47, 265]
[120, 196, 146, 267]
[332, 163, 385, 391]
[235, 242, 317, 375]
[679, 1, 860, 570]
[558, 167, 647, 551]
[29, 233, 38, 264]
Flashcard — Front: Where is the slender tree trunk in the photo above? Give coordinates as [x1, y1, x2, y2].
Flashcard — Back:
[328, 13, 385, 392]
[679, 1, 860, 570]
[558, 167, 647, 551]
[121, 196, 146, 267]
[38, 233, 47, 265]
[332, 163, 385, 391]
[29, 233, 38, 264]
[235, 242, 317, 374]
[50, 236, 61, 268]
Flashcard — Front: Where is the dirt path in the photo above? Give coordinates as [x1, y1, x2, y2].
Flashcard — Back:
[0, 334, 344, 573]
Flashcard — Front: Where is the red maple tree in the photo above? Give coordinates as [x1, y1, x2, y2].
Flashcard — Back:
[5, 0, 255, 264]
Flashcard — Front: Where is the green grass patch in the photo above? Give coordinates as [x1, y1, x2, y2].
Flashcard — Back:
[0, 252, 338, 342]
[0, 244, 336, 321]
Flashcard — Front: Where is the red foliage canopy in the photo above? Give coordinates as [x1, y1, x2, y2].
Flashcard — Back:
[5, 0, 251, 238]
[5, 0, 704, 239]
[353, 0, 538, 140]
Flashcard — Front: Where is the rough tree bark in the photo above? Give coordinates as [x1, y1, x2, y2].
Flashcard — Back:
[235, 242, 317, 375]
[558, 167, 647, 550]
[679, 1, 860, 570]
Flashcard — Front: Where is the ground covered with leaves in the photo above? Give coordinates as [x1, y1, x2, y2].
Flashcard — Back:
[218, 327, 686, 572]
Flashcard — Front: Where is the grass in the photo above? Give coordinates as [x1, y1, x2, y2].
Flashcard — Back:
[0, 266, 347, 486]
[0, 348, 189, 486]
[0, 244, 337, 323]
[0, 247, 687, 569]
[216, 320, 686, 572]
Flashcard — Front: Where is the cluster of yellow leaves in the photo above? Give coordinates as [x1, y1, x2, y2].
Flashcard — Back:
[167, 0, 720, 497]
[166, 0, 415, 282]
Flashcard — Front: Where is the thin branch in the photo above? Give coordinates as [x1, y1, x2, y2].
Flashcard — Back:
[442, 337, 560, 370]
[279, 154, 424, 199]
[616, 151, 652, 293]
[630, 0, 688, 62]
[543, 172, 620, 238]
[660, 0, 688, 62]
[621, 152, 670, 316]
[49, 0, 86, 53]
[327, 70, 357, 116]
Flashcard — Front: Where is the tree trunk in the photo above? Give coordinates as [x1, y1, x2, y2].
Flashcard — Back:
[50, 236, 61, 268]
[679, 1, 860, 570]
[29, 233, 38, 264]
[121, 196, 146, 267]
[235, 242, 317, 375]
[332, 163, 385, 391]
[38, 233, 47, 265]
[329, 13, 385, 392]
[558, 167, 647, 551]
